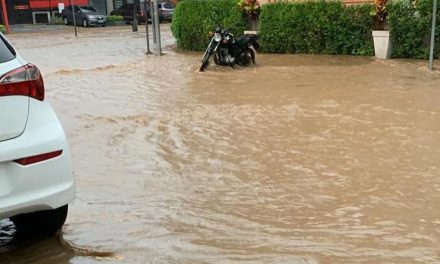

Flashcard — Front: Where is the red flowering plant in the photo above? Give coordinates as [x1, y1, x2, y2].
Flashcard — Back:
[239, 0, 261, 20]
[370, 0, 388, 29]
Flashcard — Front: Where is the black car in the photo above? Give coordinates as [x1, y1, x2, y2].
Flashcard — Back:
[110, 3, 150, 24]
[62, 6, 107, 27]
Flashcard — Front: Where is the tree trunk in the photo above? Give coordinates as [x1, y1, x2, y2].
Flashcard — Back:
[132, 0, 140, 32]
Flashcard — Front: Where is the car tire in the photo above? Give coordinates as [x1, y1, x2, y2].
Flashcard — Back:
[63, 17, 69, 25]
[10, 205, 68, 236]
[82, 19, 88, 28]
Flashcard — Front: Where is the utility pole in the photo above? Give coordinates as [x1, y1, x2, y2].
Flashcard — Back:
[429, 0, 437, 71]
[1, 0, 10, 33]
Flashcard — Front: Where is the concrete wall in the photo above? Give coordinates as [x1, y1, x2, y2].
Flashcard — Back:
[106, 0, 114, 14]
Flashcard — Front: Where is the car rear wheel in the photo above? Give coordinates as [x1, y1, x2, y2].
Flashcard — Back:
[63, 17, 69, 25]
[10, 205, 69, 236]
[82, 19, 88, 27]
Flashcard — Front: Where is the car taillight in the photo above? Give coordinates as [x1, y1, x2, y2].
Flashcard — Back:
[0, 63, 44, 101]
[14, 150, 63, 166]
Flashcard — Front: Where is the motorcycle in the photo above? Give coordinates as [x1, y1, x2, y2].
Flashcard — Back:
[199, 28, 259, 72]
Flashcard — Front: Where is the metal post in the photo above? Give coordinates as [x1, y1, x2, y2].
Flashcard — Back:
[144, 0, 151, 54]
[429, 0, 437, 71]
[150, 0, 156, 43]
[153, 0, 161, 55]
[70, 0, 77, 37]
[49, 0, 53, 22]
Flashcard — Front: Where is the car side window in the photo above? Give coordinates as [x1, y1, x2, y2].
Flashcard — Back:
[0, 35, 16, 63]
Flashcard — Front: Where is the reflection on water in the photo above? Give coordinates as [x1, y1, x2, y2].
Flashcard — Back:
[0, 219, 115, 263]
[1, 27, 440, 264]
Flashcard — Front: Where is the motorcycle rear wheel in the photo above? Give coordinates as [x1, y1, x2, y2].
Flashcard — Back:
[242, 49, 253, 67]
[249, 48, 256, 64]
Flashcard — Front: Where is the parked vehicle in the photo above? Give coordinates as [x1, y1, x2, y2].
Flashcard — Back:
[110, 3, 149, 24]
[199, 28, 259, 72]
[62, 6, 107, 27]
[157, 1, 174, 22]
[0, 33, 75, 235]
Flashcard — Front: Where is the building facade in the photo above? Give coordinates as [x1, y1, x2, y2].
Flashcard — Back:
[0, 0, 109, 25]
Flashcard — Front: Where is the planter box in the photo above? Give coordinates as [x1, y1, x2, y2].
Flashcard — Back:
[372, 30, 392, 59]
[247, 19, 259, 31]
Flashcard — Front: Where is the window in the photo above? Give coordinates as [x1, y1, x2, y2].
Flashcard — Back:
[80, 6, 98, 12]
[0, 36, 16, 64]
[163, 2, 173, 9]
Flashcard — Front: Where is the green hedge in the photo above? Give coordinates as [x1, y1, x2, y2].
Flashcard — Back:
[387, 0, 440, 59]
[259, 1, 374, 55]
[172, 0, 440, 59]
[107, 15, 123, 23]
[171, 0, 246, 51]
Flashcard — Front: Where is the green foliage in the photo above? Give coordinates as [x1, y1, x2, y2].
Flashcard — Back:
[171, 0, 246, 51]
[0, 24, 5, 33]
[387, 0, 440, 59]
[259, 1, 374, 55]
[49, 16, 65, 25]
[172, 0, 440, 59]
[107, 15, 124, 22]
[238, 0, 261, 20]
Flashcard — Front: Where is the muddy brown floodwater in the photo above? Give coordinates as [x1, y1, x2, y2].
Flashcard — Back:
[1, 26, 440, 264]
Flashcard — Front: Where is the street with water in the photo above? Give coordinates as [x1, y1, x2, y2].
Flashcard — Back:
[1, 25, 440, 264]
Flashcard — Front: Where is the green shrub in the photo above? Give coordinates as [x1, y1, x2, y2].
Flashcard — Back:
[0, 25, 6, 34]
[259, 1, 374, 55]
[387, 0, 440, 59]
[172, 0, 246, 51]
[107, 15, 124, 23]
[49, 16, 65, 25]
[172, 0, 440, 59]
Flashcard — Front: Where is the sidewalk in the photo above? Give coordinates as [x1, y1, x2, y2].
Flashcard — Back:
[10, 24, 68, 33]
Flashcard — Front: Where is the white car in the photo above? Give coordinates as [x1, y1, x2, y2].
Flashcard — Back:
[0, 33, 75, 235]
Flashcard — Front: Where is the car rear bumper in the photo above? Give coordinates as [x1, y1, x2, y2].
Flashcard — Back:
[0, 100, 75, 220]
[160, 14, 172, 21]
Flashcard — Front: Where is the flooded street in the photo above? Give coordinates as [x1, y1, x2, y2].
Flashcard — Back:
[1, 26, 440, 263]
